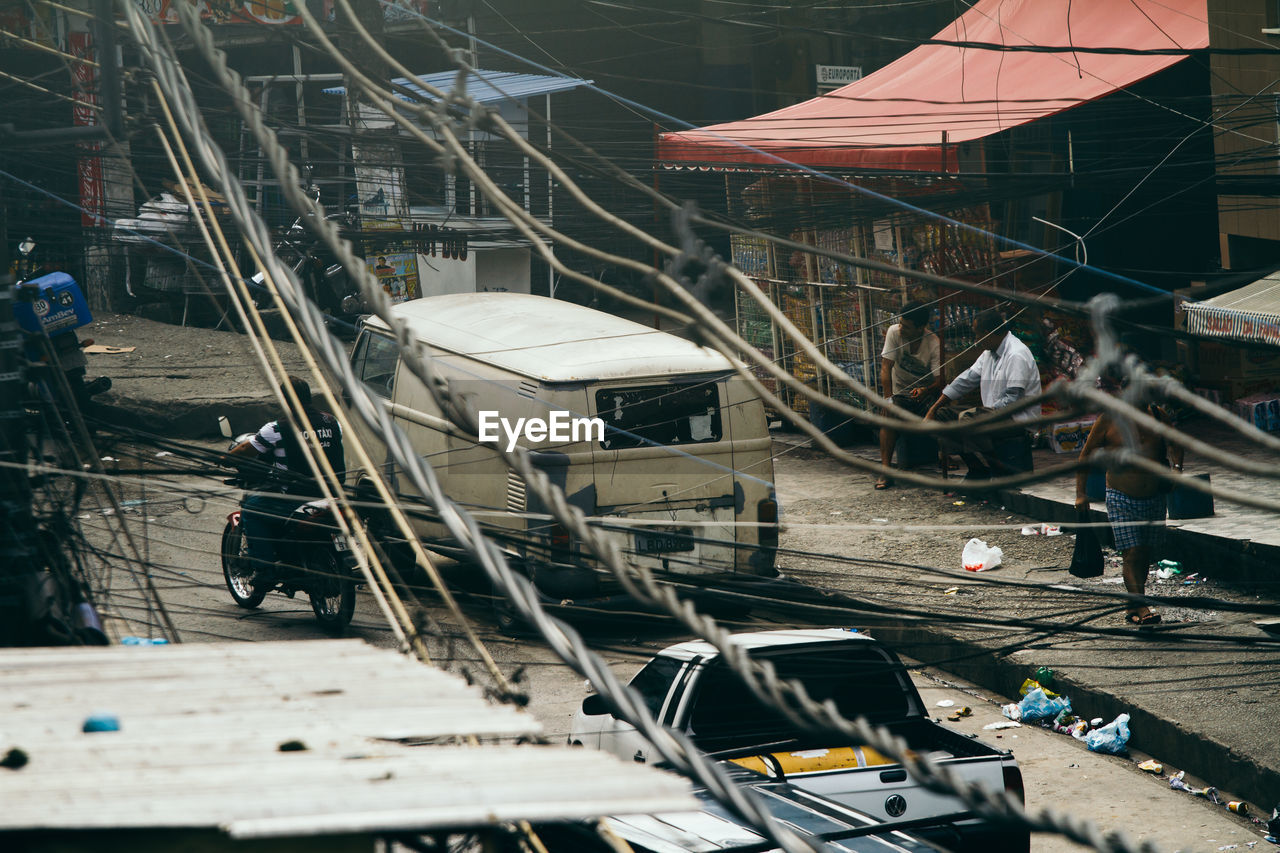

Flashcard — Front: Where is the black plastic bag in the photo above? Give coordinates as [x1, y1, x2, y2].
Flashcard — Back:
[1070, 512, 1104, 579]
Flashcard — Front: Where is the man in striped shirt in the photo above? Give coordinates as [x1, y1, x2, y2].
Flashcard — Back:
[229, 375, 345, 578]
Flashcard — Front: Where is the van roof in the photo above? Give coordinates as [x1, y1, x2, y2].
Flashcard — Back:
[365, 293, 735, 383]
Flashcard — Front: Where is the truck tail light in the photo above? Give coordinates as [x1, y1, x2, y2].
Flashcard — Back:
[1003, 762, 1025, 805]
[757, 498, 778, 550]
[550, 522, 572, 552]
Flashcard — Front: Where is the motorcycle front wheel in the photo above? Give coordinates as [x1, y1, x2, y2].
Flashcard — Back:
[221, 520, 268, 608]
[306, 545, 355, 632]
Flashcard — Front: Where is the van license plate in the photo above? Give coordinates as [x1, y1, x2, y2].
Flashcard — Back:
[634, 528, 694, 555]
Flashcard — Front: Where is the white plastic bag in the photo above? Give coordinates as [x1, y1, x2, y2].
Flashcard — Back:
[962, 537, 1003, 572]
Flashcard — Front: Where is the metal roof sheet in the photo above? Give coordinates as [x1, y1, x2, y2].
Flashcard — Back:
[322, 69, 591, 105]
[0, 640, 693, 839]
[364, 293, 735, 383]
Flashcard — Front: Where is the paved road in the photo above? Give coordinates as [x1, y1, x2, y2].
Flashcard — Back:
[77, 450, 1264, 853]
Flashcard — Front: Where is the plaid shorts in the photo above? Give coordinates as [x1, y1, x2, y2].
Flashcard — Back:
[1106, 488, 1166, 552]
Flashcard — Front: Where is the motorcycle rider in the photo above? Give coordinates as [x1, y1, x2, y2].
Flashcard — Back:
[227, 375, 345, 580]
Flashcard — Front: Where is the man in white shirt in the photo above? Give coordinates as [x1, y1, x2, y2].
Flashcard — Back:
[876, 301, 941, 489]
[925, 310, 1042, 478]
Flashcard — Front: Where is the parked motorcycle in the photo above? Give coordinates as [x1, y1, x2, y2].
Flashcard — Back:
[217, 418, 358, 631]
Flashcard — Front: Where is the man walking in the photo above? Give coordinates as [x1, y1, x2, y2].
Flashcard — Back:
[1075, 400, 1182, 625]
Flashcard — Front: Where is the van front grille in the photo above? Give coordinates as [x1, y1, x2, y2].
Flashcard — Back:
[506, 470, 527, 513]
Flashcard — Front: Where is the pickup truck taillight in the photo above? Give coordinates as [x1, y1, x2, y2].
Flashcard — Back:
[1003, 762, 1026, 805]
[550, 522, 572, 551]
[757, 498, 778, 550]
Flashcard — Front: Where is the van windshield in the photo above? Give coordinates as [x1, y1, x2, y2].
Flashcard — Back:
[595, 383, 722, 450]
[352, 331, 398, 399]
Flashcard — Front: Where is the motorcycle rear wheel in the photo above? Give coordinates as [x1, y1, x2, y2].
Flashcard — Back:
[306, 545, 355, 632]
[221, 521, 267, 608]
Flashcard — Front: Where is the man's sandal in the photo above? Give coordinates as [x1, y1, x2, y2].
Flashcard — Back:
[875, 476, 893, 490]
[1126, 610, 1162, 626]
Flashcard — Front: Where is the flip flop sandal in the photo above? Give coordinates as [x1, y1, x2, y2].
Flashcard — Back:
[875, 477, 893, 490]
[1126, 611, 1162, 626]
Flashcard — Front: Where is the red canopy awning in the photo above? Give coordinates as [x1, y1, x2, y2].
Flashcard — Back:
[658, 0, 1208, 173]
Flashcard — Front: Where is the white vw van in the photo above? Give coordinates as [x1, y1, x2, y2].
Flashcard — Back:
[347, 293, 778, 606]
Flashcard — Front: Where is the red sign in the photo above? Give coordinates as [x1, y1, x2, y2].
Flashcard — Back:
[70, 31, 105, 229]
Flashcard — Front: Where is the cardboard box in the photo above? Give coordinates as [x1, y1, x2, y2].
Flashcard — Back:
[1197, 340, 1280, 380]
[1049, 417, 1097, 453]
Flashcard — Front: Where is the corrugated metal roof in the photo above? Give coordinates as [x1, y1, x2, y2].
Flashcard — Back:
[322, 69, 591, 105]
[1184, 273, 1280, 347]
[364, 293, 735, 382]
[0, 640, 693, 839]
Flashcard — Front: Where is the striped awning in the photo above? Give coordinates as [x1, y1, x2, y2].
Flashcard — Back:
[1183, 273, 1280, 347]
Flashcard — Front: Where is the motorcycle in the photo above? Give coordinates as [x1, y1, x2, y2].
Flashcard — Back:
[217, 418, 358, 632]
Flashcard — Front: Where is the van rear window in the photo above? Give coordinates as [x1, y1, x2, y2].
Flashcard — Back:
[352, 331, 398, 399]
[595, 383, 722, 449]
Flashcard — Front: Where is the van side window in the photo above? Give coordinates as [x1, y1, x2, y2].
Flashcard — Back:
[595, 383, 722, 449]
[351, 331, 399, 399]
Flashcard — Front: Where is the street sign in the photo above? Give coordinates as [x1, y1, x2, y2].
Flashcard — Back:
[816, 64, 862, 89]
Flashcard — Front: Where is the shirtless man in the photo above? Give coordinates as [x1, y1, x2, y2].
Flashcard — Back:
[1074, 405, 1183, 625]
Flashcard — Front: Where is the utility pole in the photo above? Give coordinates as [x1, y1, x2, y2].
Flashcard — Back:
[0, 183, 40, 646]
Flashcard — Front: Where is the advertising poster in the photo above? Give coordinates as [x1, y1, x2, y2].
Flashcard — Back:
[367, 252, 419, 303]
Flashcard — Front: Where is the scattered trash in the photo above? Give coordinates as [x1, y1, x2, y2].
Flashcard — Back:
[946, 707, 972, 722]
[962, 538, 1003, 572]
[1021, 526, 1039, 536]
[872, 518, 889, 523]
[1042, 524, 1062, 536]
[1085, 713, 1131, 754]
[82, 713, 120, 733]
[983, 720, 1021, 730]
[155, 451, 172, 458]
[1090, 718, 1104, 728]
[1101, 577, 1125, 584]
[1011, 688, 1070, 722]
[100, 456, 116, 462]
[953, 501, 965, 506]
[1066, 762, 1079, 769]
[1169, 770, 1220, 802]
[1138, 759, 1163, 774]
[1228, 802, 1248, 815]
[936, 700, 956, 708]
[1157, 559, 1182, 574]
[1035, 666, 1055, 687]
[943, 587, 959, 595]
[1019, 678, 1059, 699]
[121, 637, 169, 646]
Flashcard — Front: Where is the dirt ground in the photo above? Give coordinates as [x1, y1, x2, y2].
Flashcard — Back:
[771, 444, 1244, 629]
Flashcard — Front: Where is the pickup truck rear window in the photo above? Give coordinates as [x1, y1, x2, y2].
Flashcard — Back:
[628, 656, 684, 718]
[686, 647, 913, 746]
[595, 383, 722, 450]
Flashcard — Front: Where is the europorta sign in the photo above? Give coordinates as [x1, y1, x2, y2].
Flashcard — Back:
[478, 410, 605, 452]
